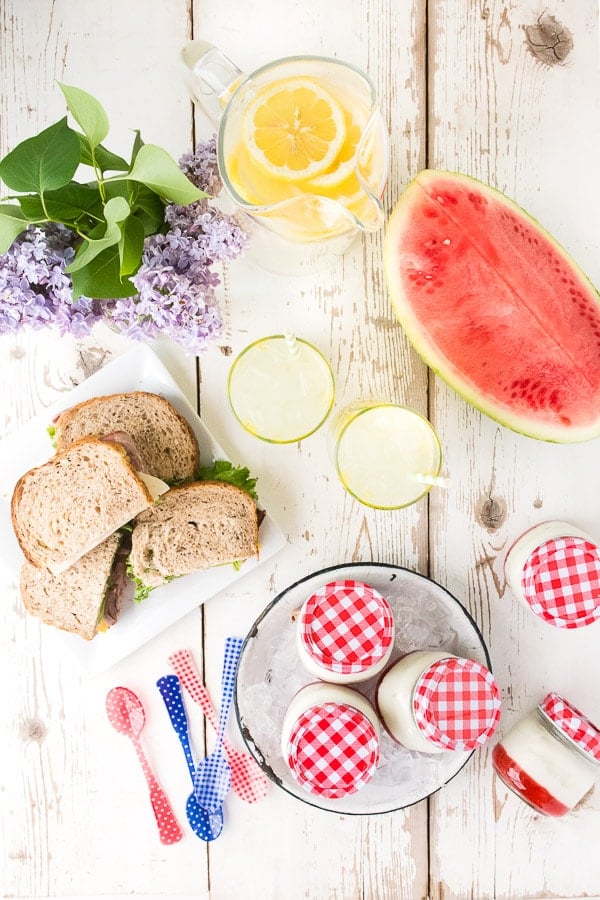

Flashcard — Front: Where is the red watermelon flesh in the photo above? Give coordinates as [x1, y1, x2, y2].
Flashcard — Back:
[384, 170, 600, 442]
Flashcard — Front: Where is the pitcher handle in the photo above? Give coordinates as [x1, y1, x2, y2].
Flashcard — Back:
[181, 41, 244, 125]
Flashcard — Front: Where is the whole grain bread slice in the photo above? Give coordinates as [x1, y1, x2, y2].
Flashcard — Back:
[54, 391, 200, 483]
[11, 437, 154, 575]
[129, 481, 259, 588]
[20, 533, 124, 640]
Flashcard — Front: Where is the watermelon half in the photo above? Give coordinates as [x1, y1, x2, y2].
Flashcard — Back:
[384, 170, 600, 442]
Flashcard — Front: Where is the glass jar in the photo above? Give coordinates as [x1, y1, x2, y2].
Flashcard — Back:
[504, 520, 600, 628]
[296, 579, 394, 683]
[280, 682, 380, 798]
[375, 650, 501, 753]
[492, 692, 600, 816]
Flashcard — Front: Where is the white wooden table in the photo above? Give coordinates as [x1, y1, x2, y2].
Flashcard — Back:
[2, 2, 600, 898]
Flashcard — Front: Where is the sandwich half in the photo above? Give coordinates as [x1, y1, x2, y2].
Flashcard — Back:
[53, 391, 200, 483]
[20, 532, 132, 640]
[11, 436, 154, 575]
[129, 481, 259, 591]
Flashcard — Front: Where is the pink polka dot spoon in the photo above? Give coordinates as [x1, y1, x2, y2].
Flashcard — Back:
[106, 686, 183, 845]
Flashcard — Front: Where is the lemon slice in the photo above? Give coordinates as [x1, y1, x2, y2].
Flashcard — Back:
[306, 112, 365, 194]
[243, 77, 346, 182]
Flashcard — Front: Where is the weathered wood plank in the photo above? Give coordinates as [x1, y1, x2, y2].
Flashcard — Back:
[0, 2, 201, 897]
[192, 0, 430, 897]
[428, 1, 600, 898]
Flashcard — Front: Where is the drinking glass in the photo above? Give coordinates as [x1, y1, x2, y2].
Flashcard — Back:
[227, 334, 335, 443]
[331, 401, 446, 509]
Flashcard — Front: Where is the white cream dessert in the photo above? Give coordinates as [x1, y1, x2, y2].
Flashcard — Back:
[281, 682, 381, 799]
[376, 650, 501, 754]
[376, 650, 453, 753]
[492, 693, 600, 816]
[504, 521, 600, 628]
[297, 579, 395, 684]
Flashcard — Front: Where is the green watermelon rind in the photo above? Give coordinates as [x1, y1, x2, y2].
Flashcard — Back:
[383, 169, 600, 444]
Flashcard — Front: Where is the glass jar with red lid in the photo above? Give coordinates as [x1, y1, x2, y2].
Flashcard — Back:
[281, 682, 381, 799]
[504, 521, 600, 628]
[375, 650, 501, 753]
[492, 692, 600, 816]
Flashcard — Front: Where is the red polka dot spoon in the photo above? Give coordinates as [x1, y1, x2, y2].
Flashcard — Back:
[106, 686, 183, 845]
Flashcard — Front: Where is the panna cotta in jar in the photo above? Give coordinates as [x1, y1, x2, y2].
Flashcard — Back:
[281, 682, 380, 798]
[492, 692, 600, 816]
[376, 650, 501, 753]
[297, 579, 395, 684]
[504, 521, 600, 628]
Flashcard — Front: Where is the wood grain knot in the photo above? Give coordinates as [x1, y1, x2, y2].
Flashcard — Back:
[525, 13, 573, 65]
[20, 718, 47, 743]
[75, 347, 111, 383]
[478, 496, 506, 532]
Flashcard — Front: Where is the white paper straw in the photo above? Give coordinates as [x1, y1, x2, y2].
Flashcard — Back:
[412, 472, 451, 488]
[284, 331, 299, 355]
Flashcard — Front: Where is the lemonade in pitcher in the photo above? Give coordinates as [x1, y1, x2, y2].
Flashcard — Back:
[182, 46, 389, 269]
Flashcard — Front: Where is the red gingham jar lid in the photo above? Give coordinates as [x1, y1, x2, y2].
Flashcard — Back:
[521, 537, 600, 628]
[412, 657, 501, 751]
[285, 702, 380, 798]
[298, 580, 394, 676]
[539, 692, 600, 763]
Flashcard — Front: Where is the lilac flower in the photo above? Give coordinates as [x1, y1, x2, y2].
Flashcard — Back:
[0, 136, 248, 355]
[178, 136, 223, 195]
[0, 224, 102, 337]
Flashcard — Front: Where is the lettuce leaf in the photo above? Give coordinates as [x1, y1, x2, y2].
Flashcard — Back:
[125, 556, 155, 604]
[198, 459, 258, 501]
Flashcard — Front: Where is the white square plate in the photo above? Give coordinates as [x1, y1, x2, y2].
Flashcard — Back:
[0, 343, 286, 675]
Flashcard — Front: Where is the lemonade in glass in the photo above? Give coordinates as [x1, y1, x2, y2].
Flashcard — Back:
[332, 402, 444, 509]
[228, 335, 335, 443]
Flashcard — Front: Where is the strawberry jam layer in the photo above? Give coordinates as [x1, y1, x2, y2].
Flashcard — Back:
[492, 743, 570, 817]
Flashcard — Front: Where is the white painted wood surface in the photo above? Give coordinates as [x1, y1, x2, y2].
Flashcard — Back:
[1, 1, 599, 898]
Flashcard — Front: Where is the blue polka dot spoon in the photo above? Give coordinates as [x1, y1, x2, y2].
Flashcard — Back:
[156, 674, 223, 841]
[193, 637, 244, 818]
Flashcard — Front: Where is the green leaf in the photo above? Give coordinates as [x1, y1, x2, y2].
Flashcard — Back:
[76, 133, 129, 172]
[198, 460, 258, 501]
[130, 129, 144, 164]
[0, 117, 80, 193]
[132, 185, 166, 235]
[69, 244, 137, 300]
[123, 144, 206, 205]
[58, 83, 109, 149]
[46, 424, 57, 449]
[67, 196, 130, 273]
[104, 180, 166, 235]
[118, 214, 145, 276]
[18, 182, 103, 224]
[0, 204, 31, 252]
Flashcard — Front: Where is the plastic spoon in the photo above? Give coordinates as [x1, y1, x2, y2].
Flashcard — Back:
[193, 637, 244, 814]
[168, 649, 268, 804]
[105, 686, 183, 845]
[156, 675, 224, 841]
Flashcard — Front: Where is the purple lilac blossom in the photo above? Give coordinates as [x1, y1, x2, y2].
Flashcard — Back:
[0, 137, 247, 354]
[0, 223, 103, 337]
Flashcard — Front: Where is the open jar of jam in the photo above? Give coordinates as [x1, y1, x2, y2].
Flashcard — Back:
[492, 692, 600, 816]
[504, 521, 600, 628]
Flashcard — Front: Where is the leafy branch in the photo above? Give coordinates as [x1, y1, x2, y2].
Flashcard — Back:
[0, 84, 207, 300]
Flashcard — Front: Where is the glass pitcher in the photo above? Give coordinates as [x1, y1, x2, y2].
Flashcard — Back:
[181, 42, 389, 274]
